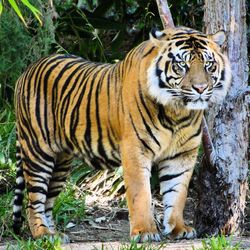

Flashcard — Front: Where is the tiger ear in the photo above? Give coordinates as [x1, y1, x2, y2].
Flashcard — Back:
[149, 28, 165, 46]
[150, 28, 165, 39]
[209, 30, 226, 46]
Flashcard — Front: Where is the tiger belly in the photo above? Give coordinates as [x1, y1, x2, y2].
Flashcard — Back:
[74, 139, 122, 170]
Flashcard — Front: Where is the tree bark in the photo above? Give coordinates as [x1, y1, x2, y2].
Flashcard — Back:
[195, 0, 249, 236]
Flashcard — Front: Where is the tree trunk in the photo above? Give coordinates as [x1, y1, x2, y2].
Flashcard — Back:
[195, 0, 249, 236]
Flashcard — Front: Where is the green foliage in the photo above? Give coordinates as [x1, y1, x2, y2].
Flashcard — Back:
[0, 0, 42, 27]
[71, 161, 92, 184]
[7, 235, 62, 250]
[0, 105, 15, 166]
[0, 191, 14, 239]
[53, 179, 86, 227]
[0, 0, 56, 107]
[195, 235, 242, 250]
[119, 241, 166, 250]
[54, 0, 204, 62]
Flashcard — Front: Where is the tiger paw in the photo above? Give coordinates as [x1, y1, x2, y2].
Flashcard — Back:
[31, 225, 70, 244]
[162, 222, 175, 236]
[131, 232, 161, 242]
[171, 225, 197, 240]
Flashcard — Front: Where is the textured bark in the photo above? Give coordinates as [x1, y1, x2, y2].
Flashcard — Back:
[195, 0, 249, 236]
[156, 0, 175, 28]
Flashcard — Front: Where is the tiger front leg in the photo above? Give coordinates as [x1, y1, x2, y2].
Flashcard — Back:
[121, 145, 160, 242]
[159, 150, 198, 239]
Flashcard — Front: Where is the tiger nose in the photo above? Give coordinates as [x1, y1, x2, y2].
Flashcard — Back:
[192, 83, 208, 94]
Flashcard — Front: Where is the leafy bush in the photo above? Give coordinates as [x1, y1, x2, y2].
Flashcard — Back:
[0, 105, 16, 166]
[0, 0, 56, 107]
[54, 0, 204, 63]
[0, 191, 14, 239]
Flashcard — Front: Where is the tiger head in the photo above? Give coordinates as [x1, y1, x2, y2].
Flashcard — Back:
[147, 27, 231, 110]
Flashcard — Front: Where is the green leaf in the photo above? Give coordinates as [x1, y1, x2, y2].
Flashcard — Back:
[20, 0, 43, 26]
[0, 0, 3, 16]
[0, 152, 5, 164]
[110, 29, 125, 50]
[7, 0, 27, 27]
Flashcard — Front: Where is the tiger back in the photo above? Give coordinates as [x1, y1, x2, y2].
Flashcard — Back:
[13, 27, 231, 242]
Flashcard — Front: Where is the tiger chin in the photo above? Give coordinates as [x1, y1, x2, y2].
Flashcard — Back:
[13, 26, 231, 243]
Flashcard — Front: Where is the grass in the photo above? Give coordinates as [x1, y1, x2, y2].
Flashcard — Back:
[195, 235, 242, 250]
[6, 234, 62, 250]
[119, 241, 166, 250]
[53, 178, 86, 228]
[0, 191, 14, 239]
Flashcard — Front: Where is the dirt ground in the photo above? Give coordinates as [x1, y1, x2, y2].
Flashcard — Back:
[61, 192, 250, 249]
[59, 182, 250, 249]
[1, 174, 250, 250]
[0, 194, 250, 250]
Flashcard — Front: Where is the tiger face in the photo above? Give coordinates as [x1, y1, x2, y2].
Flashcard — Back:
[148, 27, 231, 110]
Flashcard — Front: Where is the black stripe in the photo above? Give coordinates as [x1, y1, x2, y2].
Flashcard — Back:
[35, 56, 67, 142]
[69, 65, 98, 153]
[95, 68, 112, 164]
[43, 60, 76, 146]
[129, 114, 155, 155]
[60, 62, 87, 127]
[138, 82, 159, 130]
[162, 185, 179, 196]
[158, 105, 174, 133]
[159, 169, 190, 182]
[27, 186, 47, 195]
[84, 70, 101, 147]
[135, 97, 161, 147]
[159, 147, 198, 164]
[184, 124, 202, 143]
[164, 205, 173, 210]
[142, 46, 156, 58]
[19, 119, 54, 163]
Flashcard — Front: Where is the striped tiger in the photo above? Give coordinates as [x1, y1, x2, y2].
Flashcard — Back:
[13, 27, 231, 242]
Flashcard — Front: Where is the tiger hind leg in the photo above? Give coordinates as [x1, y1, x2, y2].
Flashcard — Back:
[22, 150, 56, 238]
[45, 154, 72, 240]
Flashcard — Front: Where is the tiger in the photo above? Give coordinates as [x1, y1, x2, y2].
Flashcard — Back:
[13, 26, 231, 242]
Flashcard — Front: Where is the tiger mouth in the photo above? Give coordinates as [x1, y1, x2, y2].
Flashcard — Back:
[183, 97, 210, 110]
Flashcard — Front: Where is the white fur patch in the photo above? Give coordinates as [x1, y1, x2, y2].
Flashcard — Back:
[16, 176, 23, 184]
[147, 60, 175, 105]
[186, 100, 208, 110]
[13, 204, 22, 213]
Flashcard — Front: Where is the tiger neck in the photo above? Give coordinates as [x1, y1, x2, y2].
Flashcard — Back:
[145, 92, 204, 124]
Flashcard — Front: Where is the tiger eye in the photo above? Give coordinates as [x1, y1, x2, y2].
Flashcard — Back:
[205, 61, 213, 67]
[178, 61, 186, 67]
